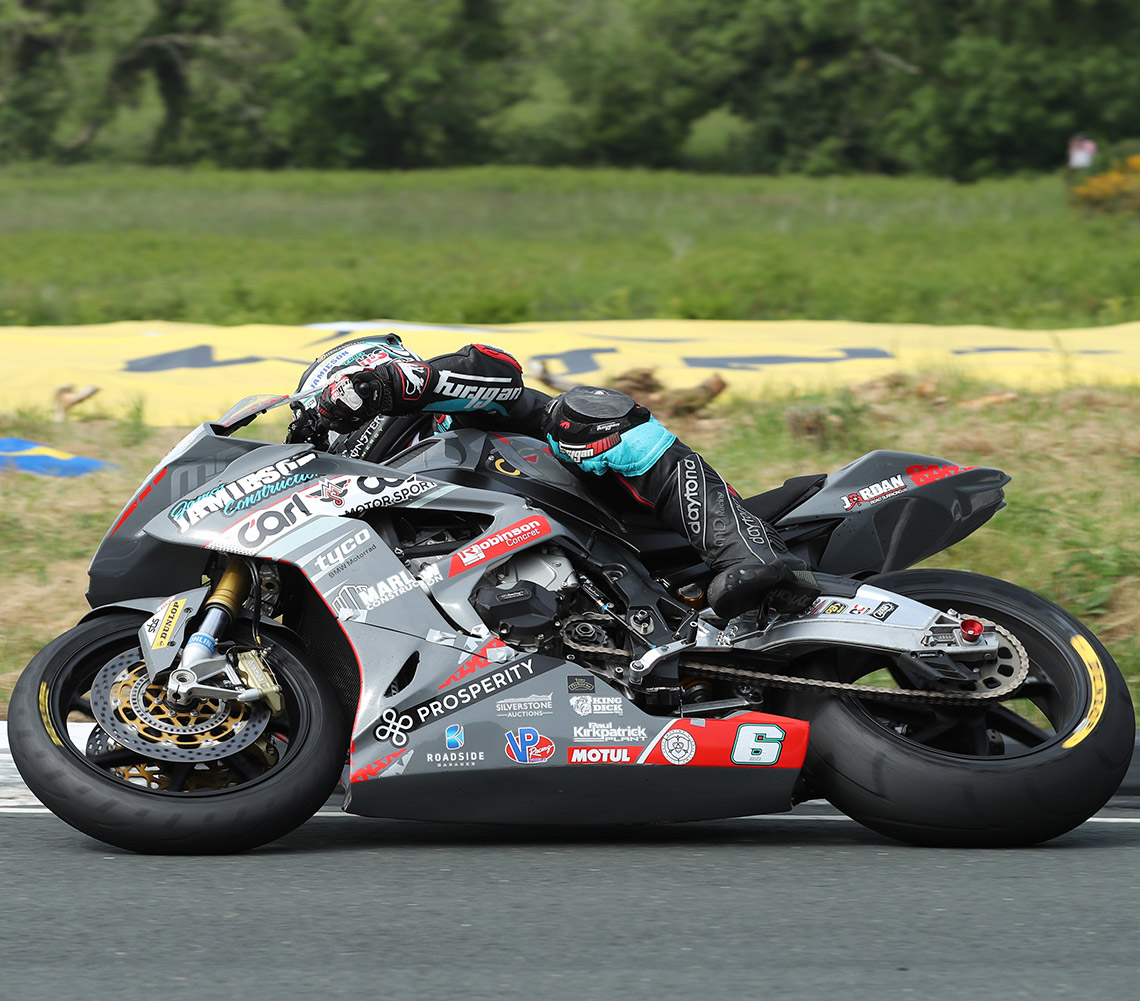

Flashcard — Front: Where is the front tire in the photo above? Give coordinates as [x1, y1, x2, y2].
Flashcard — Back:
[9, 611, 348, 854]
[783, 570, 1134, 847]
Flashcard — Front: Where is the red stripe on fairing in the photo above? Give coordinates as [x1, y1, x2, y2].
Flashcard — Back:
[109, 467, 168, 535]
[298, 561, 367, 736]
[473, 344, 522, 370]
[616, 475, 654, 507]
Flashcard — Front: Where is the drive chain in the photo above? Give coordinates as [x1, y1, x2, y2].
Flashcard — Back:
[562, 616, 1030, 706]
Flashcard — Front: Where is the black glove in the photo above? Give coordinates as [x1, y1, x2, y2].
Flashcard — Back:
[316, 369, 391, 432]
[284, 406, 327, 446]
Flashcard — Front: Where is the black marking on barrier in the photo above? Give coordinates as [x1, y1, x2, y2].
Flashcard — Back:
[125, 346, 306, 372]
[531, 347, 619, 375]
[682, 347, 893, 370]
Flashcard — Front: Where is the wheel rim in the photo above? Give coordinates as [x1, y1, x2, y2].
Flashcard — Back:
[44, 623, 312, 798]
[837, 597, 1090, 761]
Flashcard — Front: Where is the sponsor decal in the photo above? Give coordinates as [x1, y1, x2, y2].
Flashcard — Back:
[373, 707, 414, 747]
[424, 726, 486, 768]
[310, 527, 376, 578]
[346, 413, 387, 460]
[437, 637, 507, 690]
[223, 489, 318, 551]
[848, 603, 871, 615]
[840, 474, 908, 512]
[376, 658, 558, 744]
[490, 454, 522, 476]
[317, 477, 348, 507]
[872, 601, 898, 620]
[906, 463, 976, 487]
[39, 682, 63, 747]
[1062, 635, 1109, 749]
[729, 723, 786, 765]
[572, 722, 648, 743]
[152, 598, 187, 649]
[169, 453, 318, 532]
[347, 474, 437, 515]
[142, 597, 172, 646]
[419, 562, 443, 586]
[349, 748, 406, 782]
[433, 369, 523, 408]
[660, 728, 698, 765]
[425, 749, 486, 768]
[680, 455, 704, 538]
[558, 435, 619, 462]
[822, 601, 847, 615]
[495, 692, 554, 718]
[448, 517, 552, 576]
[640, 715, 807, 769]
[567, 675, 595, 693]
[330, 570, 419, 615]
[396, 361, 431, 400]
[568, 746, 638, 764]
[302, 341, 408, 395]
[569, 694, 624, 717]
[504, 727, 556, 764]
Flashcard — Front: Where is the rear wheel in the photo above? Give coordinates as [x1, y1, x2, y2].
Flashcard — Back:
[783, 570, 1134, 846]
[8, 611, 348, 854]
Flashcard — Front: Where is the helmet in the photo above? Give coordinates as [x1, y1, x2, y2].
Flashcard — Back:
[295, 334, 422, 403]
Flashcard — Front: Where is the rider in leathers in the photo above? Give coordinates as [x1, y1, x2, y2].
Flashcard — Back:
[288, 335, 819, 619]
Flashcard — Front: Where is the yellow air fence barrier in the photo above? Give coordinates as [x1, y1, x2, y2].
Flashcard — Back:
[4, 318, 1140, 426]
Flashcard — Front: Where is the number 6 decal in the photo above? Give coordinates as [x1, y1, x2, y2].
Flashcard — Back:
[731, 723, 785, 765]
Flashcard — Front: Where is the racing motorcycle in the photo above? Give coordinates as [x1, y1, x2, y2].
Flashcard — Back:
[8, 392, 1134, 853]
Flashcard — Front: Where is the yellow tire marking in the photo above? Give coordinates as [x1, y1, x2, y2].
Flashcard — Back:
[1062, 635, 1108, 749]
[39, 682, 63, 747]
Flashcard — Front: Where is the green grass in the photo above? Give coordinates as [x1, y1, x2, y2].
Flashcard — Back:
[1, 379, 1137, 722]
[1, 165, 1139, 328]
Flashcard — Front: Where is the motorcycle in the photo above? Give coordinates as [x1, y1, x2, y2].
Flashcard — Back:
[8, 392, 1134, 853]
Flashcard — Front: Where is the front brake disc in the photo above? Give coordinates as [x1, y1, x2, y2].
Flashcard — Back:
[89, 650, 270, 763]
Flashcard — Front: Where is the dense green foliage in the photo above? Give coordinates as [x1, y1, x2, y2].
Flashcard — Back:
[2, 1, 1139, 177]
[2, 166, 1139, 328]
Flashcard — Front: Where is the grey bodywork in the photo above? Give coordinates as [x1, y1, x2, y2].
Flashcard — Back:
[82, 401, 1010, 824]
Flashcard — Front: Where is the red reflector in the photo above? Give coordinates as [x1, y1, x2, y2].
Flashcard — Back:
[960, 619, 985, 642]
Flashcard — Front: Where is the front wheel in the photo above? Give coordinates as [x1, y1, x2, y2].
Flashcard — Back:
[782, 570, 1135, 847]
[8, 611, 348, 854]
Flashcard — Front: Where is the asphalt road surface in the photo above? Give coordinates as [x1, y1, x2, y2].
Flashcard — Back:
[3, 802, 1139, 1001]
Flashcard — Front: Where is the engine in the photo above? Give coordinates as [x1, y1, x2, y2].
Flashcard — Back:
[473, 548, 578, 648]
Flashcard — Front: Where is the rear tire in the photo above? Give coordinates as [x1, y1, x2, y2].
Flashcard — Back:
[783, 570, 1134, 847]
[9, 611, 348, 854]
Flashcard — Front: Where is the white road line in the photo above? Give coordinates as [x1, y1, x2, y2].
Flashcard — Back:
[10, 808, 1138, 827]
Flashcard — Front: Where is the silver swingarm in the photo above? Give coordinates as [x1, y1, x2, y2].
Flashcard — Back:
[630, 583, 1028, 703]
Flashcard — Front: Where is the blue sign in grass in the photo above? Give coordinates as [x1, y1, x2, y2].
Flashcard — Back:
[0, 438, 109, 477]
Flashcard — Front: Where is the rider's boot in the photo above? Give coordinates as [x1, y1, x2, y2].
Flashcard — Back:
[542, 386, 820, 619]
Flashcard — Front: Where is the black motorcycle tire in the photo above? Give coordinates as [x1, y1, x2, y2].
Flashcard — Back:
[8, 611, 348, 854]
[782, 569, 1135, 847]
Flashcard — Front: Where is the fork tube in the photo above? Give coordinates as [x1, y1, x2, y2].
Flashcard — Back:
[180, 558, 253, 669]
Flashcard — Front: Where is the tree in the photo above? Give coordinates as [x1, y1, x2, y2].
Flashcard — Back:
[272, 0, 522, 168]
